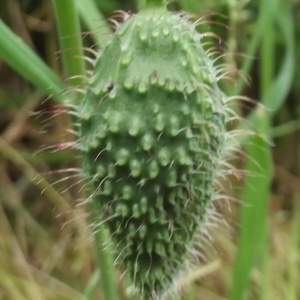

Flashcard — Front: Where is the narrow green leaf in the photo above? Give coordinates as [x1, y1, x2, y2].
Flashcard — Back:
[271, 120, 300, 138]
[230, 111, 272, 300]
[262, 2, 295, 114]
[230, 1, 295, 299]
[257, 1, 278, 299]
[233, 0, 275, 96]
[0, 20, 67, 103]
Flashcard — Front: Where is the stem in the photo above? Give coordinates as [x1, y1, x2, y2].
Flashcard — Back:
[52, 2, 119, 299]
[87, 191, 120, 300]
[138, 0, 167, 10]
[259, 1, 275, 97]
[259, 3, 276, 300]
[52, 0, 85, 90]
[260, 234, 272, 300]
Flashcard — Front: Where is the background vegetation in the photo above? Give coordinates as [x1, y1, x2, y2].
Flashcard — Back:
[0, 0, 299, 299]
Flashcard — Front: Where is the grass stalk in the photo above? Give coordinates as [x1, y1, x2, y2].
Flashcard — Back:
[230, 1, 295, 299]
[232, 0, 272, 96]
[87, 195, 120, 300]
[52, 0, 86, 90]
[260, 235, 272, 300]
[230, 110, 272, 300]
[258, 1, 276, 299]
[271, 120, 300, 138]
[260, 1, 295, 115]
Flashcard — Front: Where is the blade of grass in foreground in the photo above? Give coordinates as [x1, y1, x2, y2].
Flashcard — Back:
[0, 20, 67, 103]
[230, 1, 295, 299]
[257, 0, 276, 298]
[230, 111, 272, 300]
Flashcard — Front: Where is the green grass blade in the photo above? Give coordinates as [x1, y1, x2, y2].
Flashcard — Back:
[271, 120, 300, 138]
[0, 20, 67, 103]
[233, 0, 274, 96]
[76, 0, 112, 48]
[230, 112, 272, 300]
[257, 1, 277, 299]
[52, 0, 85, 89]
[246, 1, 294, 119]
[262, 2, 295, 114]
[259, 3, 276, 97]
[230, 1, 295, 299]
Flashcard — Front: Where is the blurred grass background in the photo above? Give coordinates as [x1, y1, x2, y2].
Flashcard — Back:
[0, 0, 300, 299]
